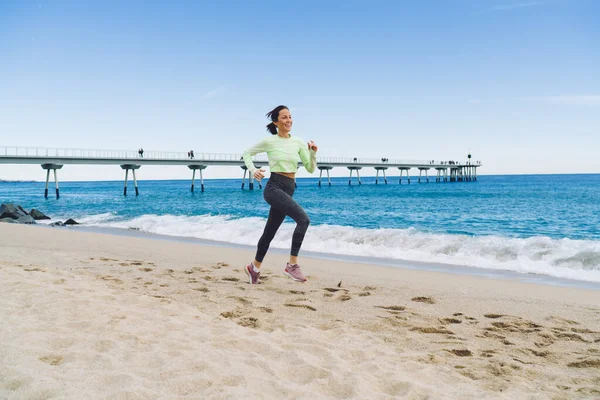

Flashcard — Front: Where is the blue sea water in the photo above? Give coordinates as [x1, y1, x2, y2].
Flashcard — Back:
[2, 174, 600, 282]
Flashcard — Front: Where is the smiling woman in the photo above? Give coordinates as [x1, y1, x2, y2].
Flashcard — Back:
[242, 105, 319, 284]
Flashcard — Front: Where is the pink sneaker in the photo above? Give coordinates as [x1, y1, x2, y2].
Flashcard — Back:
[284, 263, 307, 282]
[245, 263, 261, 285]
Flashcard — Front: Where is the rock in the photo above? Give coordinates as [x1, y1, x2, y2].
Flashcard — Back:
[0, 203, 29, 220]
[29, 209, 51, 220]
[64, 218, 79, 225]
[15, 215, 36, 224]
[50, 221, 65, 227]
[1, 217, 19, 224]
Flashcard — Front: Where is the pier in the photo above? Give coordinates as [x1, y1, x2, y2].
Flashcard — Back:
[0, 147, 482, 198]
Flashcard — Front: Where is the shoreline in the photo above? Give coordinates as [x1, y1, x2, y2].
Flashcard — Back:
[1, 223, 600, 398]
[35, 223, 600, 291]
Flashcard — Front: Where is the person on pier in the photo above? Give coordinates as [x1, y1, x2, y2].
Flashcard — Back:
[242, 105, 319, 284]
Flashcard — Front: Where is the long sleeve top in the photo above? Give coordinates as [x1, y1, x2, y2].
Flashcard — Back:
[242, 135, 317, 176]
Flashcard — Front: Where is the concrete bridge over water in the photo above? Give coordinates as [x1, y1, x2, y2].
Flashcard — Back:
[0, 147, 482, 198]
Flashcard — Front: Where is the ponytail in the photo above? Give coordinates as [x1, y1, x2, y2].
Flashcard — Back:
[266, 122, 278, 135]
[265, 105, 288, 135]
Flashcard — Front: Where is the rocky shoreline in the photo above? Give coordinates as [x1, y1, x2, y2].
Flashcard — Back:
[0, 203, 78, 226]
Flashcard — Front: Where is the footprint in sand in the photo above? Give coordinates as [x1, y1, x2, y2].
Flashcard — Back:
[445, 349, 472, 357]
[220, 309, 248, 319]
[484, 314, 506, 319]
[39, 355, 64, 365]
[285, 303, 317, 311]
[411, 326, 454, 334]
[99, 275, 124, 284]
[411, 296, 435, 304]
[338, 294, 352, 301]
[567, 359, 600, 368]
[375, 306, 406, 311]
[222, 277, 240, 282]
[138, 267, 153, 272]
[228, 296, 252, 305]
[237, 317, 259, 328]
[481, 350, 497, 358]
[439, 318, 462, 325]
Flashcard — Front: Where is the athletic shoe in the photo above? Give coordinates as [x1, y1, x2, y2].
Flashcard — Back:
[245, 263, 261, 284]
[284, 263, 307, 282]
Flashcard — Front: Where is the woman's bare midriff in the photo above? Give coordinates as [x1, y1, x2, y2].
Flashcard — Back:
[272, 172, 296, 179]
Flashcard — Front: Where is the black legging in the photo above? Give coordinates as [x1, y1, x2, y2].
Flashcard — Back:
[255, 173, 310, 263]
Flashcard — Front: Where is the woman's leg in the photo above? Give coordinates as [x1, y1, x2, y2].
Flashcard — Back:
[263, 187, 310, 261]
[254, 206, 286, 266]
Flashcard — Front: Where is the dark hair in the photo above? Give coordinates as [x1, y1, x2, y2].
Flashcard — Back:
[265, 105, 289, 135]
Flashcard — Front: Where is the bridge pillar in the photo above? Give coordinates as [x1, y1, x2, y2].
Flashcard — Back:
[435, 167, 446, 183]
[41, 164, 63, 199]
[418, 167, 430, 183]
[120, 164, 141, 196]
[375, 167, 388, 185]
[240, 165, 262, 190]
[398, 167, 411, 184]
[347, 166, 362, 185]
[188, 165, 207, 192]
[318, 166, 333, 187]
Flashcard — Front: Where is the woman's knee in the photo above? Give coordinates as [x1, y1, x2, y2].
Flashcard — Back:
[297, 213, 310, 230]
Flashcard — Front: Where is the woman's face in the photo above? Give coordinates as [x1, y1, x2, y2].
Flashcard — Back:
[274, 108, 292, 133]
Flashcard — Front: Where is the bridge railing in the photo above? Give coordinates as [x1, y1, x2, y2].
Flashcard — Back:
[0, 147, 270, 162]
[0, 146, 478, 166]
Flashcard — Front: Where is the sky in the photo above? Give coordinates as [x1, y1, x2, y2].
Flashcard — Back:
[1, 0, 599, 181]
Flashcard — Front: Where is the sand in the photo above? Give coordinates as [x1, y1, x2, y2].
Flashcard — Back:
[1, 223, 599, 399]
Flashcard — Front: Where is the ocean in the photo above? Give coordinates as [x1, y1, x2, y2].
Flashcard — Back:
[2, 174, 600, 284]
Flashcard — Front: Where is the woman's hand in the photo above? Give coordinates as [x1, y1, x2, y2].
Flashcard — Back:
[253, 168, 266, 180]
[308, 140, 318, 152]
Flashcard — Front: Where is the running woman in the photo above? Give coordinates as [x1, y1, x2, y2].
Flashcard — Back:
[242, 105, 318, 284]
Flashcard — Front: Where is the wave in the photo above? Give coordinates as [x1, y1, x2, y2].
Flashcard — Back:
[80, 213, 600, 283]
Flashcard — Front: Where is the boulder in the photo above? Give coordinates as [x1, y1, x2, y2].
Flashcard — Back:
[0, 203, 29, 220]
[64, 218, 79, 225]
[0, 217, 19, 224]
[15, 215, 36, 224]
[29, 209, 51, 220]
[50, 221, 65, 227]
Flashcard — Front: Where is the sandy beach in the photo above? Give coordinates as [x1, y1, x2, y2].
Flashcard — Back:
[1, 223, 599, 399]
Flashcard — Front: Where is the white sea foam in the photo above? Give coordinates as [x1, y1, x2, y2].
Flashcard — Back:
[83, 213, 600, 282]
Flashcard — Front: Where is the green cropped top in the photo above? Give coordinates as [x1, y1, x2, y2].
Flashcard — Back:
[242, 135, 317, 175]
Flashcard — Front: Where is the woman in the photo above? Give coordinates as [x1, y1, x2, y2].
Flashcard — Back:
[242, 105, 318, 284]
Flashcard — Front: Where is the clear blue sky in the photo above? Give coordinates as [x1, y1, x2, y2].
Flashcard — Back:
[1, 0, 599, 181]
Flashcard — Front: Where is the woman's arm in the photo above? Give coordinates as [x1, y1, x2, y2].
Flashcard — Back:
[298, 140, 317, 174]
[242, 139, 268, 176]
